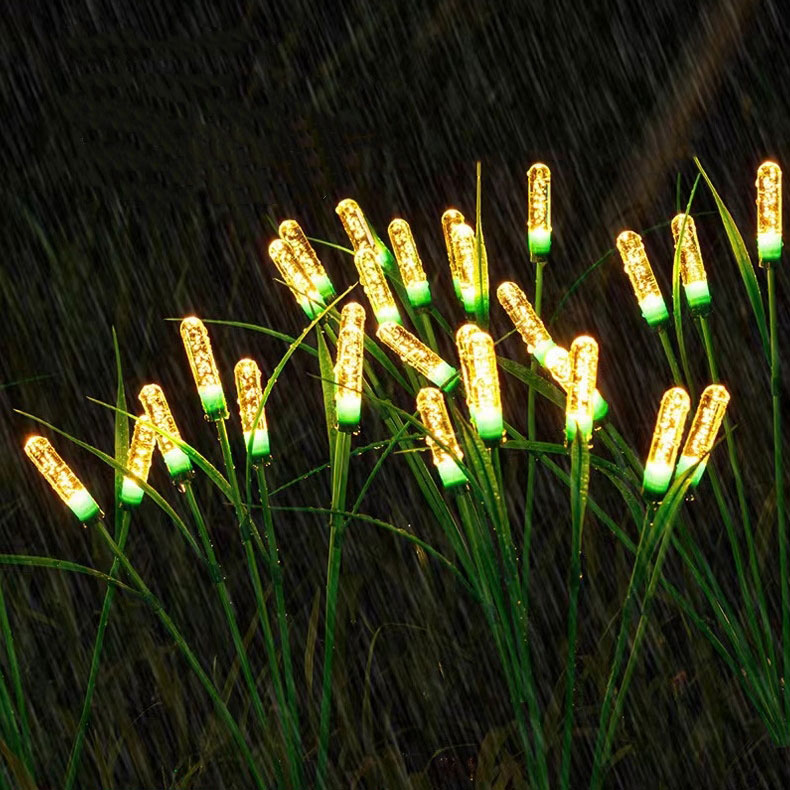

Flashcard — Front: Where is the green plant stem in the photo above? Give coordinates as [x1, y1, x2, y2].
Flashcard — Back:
[657, 325, 683, 388]
[698, 315, 777, 691]
[316, 429, 352, 788]
[0, 576, 33, 777]
[523, 260, 545, 614]
[415, 309, 438, 353]
[561, 436, 589, 790]
[63, 508, 132, 790]
[767, 265, 789, 725]
[182, 482, 276, 779]
[589, 506, 654, 790]
[215, 420, 302, 788]
[255, 465, 303, 786]
[91, 518, 267, 789]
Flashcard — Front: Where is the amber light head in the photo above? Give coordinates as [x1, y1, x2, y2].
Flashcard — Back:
[354, 247, 401, 326]
[278, 219, 336, 301]
[565, 336, 599, 442]
[616, 230, 669, 327]
[416, 387, 466, 489]
[642, 387, 691, 498]
[675, 384, 730, 486]
[24, 436, 101, 522]
[456, 324, 503, 443]
[234, 358, 270, 460]
[377, 323, 458, 391]
[526, 163, 551, 258]
[268, 238, 326, 319]
[496, 281, 554, 363]
[138, 383, 192, 478]
[180, 316, 228, 420]
[335, 302, 366, 429]
[120, 417, 157, 507]
[442, 208, 465, 302]
[450, 222, 479, 314]
[671, 214, 710, 312]
[544, 345, 608, 421]
[388, 218, 431, 308]
[756, 161, 782, 262]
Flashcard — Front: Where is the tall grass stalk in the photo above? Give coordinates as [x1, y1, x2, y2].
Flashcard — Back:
[316, 428, 352, 787]
[560, 433, 589, 790]
[63, 508, 131, 790]
[766, 265, 788, 725]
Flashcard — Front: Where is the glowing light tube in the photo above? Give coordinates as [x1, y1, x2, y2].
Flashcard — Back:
[388, 218, 431, 308]
[279, 219, 336, 301]
[268, 238, 326, 319]
[565, 336, 598, 441]
[642, 387, 691, 497]
[120, 417, 157, 506]
[496, 281, 554, 363]
[354, 246, 401, 325]
[138, 384, 192, 478]
[234, 358, 270, 460]
[450, 222, 479, 314]
[756, 161, 782, 262]
[416, 387, 466, 488]
[456, 324, 503, 442]
[675, 384, 730, 486]
[616, 230, 669, 326]
[671, 214, 710, 311]
[442, 208, 465, 302]
[180, 316, 228, 419]
[25, 436, 101, 522]
[334, 302, 366, 429]
[543, 345, 608, 420]
[376, 322, 457, 390]
[527, 163, 551, 257]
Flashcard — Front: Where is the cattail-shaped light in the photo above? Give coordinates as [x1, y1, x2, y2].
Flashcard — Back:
[336, 198, 376, 253]
[442, 208, 465, 301]
[120, 417, 156, 507]
[234, 358, 270, 460]
[180, 316, 228, 420]
[642, 387, 691, 497]
[279, 219, 336, 301]
[616, 230, 669, 327]
[456, 324, 503, 443]
[565, 336, 599, 441]
[671, 214, 710, 311]
[354, 246, 401, 325]
[496, 281, 555, 363]
[268, 238, 326, 319]
[544, 345, 609, 421]
[388, 218, 431, 308]
[416, 387, 465, 488]
[138, 384, 192, 478]
[334, 302, 366, 429]
[450, 222, 479, 314]
[675, 384, 730, 486]
[377, 323, 458, 390]
[527, 163, 552, 257]
[24, 436, 101, 522]
[756, 161, 782, 262]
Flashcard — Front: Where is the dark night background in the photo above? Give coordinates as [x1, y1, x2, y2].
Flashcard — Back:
[2, 0, 790, 787]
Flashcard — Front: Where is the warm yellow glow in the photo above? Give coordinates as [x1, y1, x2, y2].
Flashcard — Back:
[527, 163, 551, 233]
[671, 214, 706, 286]
[24, 436, 100, 521]
[354, 246, 401, 324]
[388, 218, 430, 307]
[496, 281, 553, 361]
[450, 221, 477, 312]
[335, 302, 366, 426]
[180, 316, 227, 418]
[268, 238, 325, 317]
[278, 219, 335, 299]
[336, 198, 376, 253]
[441, 209, 464, 289]
[139, 384, 192, 477]
[416, 387, 465, 488]
[234, 358, 267, 434]
[376, 323, 457, 389]
[565, 336, 598, 440]
[455, 324, 502, 441]
[756, 161, 782, 261]
[676, 384, 730, 484]
[643, 388, 690, 496]
[616, 230, 668, 325]
[127, 417, 156, 483]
